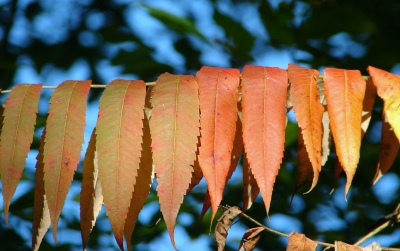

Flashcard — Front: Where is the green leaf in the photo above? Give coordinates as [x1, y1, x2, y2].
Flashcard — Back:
[143, 5, 208, 41]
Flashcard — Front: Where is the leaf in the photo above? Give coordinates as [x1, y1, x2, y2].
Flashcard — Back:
[124, 109, 154, 251]
[288, 64, 324, 191]
[321, 109, 331, 166]
[286, 232, 317, 251]
[335, 241, 362, 251]
[143, 5, 207, 41]
[238, 227, 264, 251]
[362, 242, 381, 251]
[368, 66, 400, 141]
[215, 206, 242, 251]
[241, 65, 287, 215]
[373, 110, 400, 184]
[43, 80, 90, 242]
[200, 116, 244, 219]
[323, 68, 366, 196]
[150, 73, 200, 249]
[197, 66, 240, 221]
[242, 152, 259, 212]
[32, 130, 51, 251]
[361, 79, 377, 136]
[330, 79, 375, 192]
[96, 79, 146, 249]
[186, 154, 203, 193]
[292, 128, 314, 198]
[80, 128, 103, 250]
[0, 84, 42, 224]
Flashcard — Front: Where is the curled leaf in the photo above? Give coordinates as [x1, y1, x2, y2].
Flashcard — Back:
[286, 232, 317, 251]
[80, 128, 103, 249]
[373, 110, 400, 184]
[32, 130, 51, 251]
[238, 227, 264, 251]
[215, 206, 242, 251]
[288, 64, 323, 192]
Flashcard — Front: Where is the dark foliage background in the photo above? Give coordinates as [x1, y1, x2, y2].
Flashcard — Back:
[1, 0, 400, 250]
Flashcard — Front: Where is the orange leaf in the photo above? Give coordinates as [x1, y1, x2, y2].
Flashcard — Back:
[187, 154, 203, 193]
[32, 130, 51, 251]
[124, 109, 154, 251]
[43, 80, 90, 242]
[373, 110, 400, 184]
[330, 79, 376, 192]
[288, 64, 323, 191]
[323, 68, 365, 196]
[292, 128, 314, 198]
[286, 232, 317, 251]
[241, 65, 287, 215]
[80, 128, 103, 249]
[150, 73, 200, 249]
[0, 84, 42, 224]
[96, 79, 145, 249]
[335, 241, 362, 251]
[238, 227, 264, 251]
[242, 152, 259, 212]
[368, 66, 400, 141]
[361, 79, 377, 136]
[196, 66, 240, 221]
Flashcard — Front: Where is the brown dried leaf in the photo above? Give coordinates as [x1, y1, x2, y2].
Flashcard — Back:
[238, 227, 264, 251]
[286, 232, 317, 251]
[335, 241, 362, 251]
[215, 206, 242, 251]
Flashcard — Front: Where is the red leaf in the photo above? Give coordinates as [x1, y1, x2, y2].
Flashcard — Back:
[288, 64, 323, 191]
[196, 66, 240, 221]
[124, 105, 154, 250]
[80, 128, 103, 249]
[241, 65, 287, 215]
[43, 80, 90, 242]
[150, 74, 200, 249]
[323, 68, 365, 196]
[96, 80, 146, 249]
[32, 130, 51, 251]
[0, 84, 42, 224]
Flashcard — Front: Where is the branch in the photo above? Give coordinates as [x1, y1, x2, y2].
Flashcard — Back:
[0, 74, 371, 94]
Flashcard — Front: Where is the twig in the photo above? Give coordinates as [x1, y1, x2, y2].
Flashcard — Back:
[219, 205, 400, 250]
[354, 204, 400, 247]
[238, 209, 335, 248]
